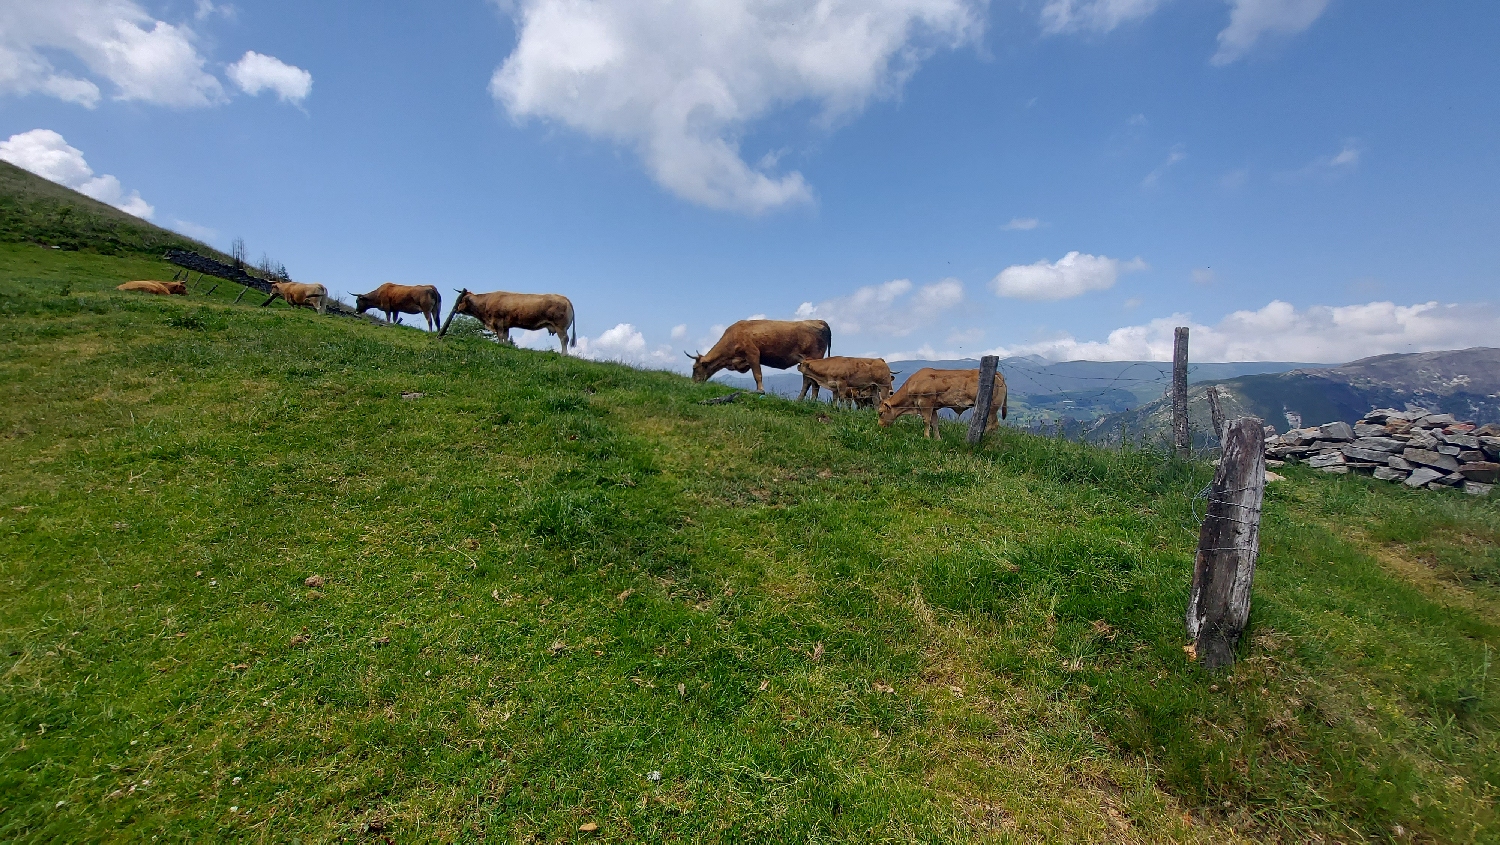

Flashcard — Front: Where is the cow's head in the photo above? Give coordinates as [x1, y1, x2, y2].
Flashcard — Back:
[452, 289, 473, 315]
[877, 399, 900, 427]
[353, 291, 373, 313]
[687, 351, 712, 383]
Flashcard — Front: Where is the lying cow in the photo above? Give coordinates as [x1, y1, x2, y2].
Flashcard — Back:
[355, 282, 442, 330]
[117, 280, 185, 296]
[261, 281, 328, 313]
[797, 356, 894, 410]
[878, 367, 1008, 439]
[690, 319, 832, 398]
[441, 288, 576, 354]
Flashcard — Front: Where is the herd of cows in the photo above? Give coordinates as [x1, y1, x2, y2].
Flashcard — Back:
[116, 278, 1010, 439]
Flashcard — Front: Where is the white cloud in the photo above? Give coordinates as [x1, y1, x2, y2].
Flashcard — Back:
[670, 323, 688, 340]
[1141, 143, 1186, 187]
[0, 129, 153, 218]
[491, 0, 983, 214]
[0, 0, 227, 107]
[794, 277, 965, 337]
[1294, 141, 1359, 180]
[1212, 0, 1330, 65]
[227, 51, 312, 103]
[984, 300, 1500, 363]
[991, 252, 1145, 301]
[513, 322, 678, 368]
[1001, 217, 1040, 231]
[1040, 0, 1168, 34]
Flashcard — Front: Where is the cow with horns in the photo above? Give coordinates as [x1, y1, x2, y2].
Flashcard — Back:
[439, 288, 577, 354]
[354, 283, 443, 330]
[689, 319, 832, 398]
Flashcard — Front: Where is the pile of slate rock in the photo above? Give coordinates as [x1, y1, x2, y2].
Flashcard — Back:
[1265, 409, 1498, 496]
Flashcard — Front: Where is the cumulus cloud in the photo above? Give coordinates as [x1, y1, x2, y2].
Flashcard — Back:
[1212, 0, 1330, 65]
[514, 322, 678, 368]
[0, 1, 308, 109]
[1001, 217, 1040, 231]
[991, 252, 1146, 301]
[795, 277, 965, 337]
[0, 129, 153, 218]
[0, 0, 227, 107]
[670, 323, 688, 340]
[1040, 0, 1167, 34]
[985, 300, 1500, 363]
[491, 0, 983, 214]
[227, 51, 312, 103]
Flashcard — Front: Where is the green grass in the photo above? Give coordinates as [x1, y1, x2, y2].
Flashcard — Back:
[0, 162, 228, 261]
[2, 241, 1499, 842]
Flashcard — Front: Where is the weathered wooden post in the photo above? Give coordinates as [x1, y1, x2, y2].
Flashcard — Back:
[233, 285, 251, 304]
[1172, 327, 1190, 456]
[1186, 417, 1265, 669]
[966, 355, 999, 445]
[1206, 385, 1226, 442]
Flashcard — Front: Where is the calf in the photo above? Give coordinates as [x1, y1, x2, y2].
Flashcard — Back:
[796, 356, 894, 410]
[878, 367, 1008, 439]
[262, 281, 328, 313]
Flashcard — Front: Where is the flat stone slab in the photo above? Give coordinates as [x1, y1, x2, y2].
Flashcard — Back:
[1459, 462, 1500, 483]
[1373, 466, 1409, 482]
[1403, 448, 1459, 472]
[1405, 467, 1444, 488]
[1318, 421, 1355, 442]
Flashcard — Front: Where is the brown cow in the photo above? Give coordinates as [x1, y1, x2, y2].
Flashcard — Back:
[261, 281, 328, 313]
[796, 357, 894, 410]
[442, 288, 576, 354]
[877, 367, 1008, 439]
[690, 319, 832, 398]
[355, 283, 442, 330]
[117, 280, 185, 296]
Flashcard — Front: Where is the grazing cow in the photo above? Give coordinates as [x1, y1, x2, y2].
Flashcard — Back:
[796, 357, 895, 410]
[354, 282, 442, 330]
[442, 288, 576, 354]
[117, 280, 184, 296]
[878, 367, 1008, 439]
[261, 281, 328, 313]
[690, 319, 832, 398]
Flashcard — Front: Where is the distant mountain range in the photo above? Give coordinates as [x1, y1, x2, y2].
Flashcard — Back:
[1081, 348, 1500, 449]
[715, 348, 1500, 445]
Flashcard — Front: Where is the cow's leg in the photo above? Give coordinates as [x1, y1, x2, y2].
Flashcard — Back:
[555, 324, 568, 355]
[748, 355, 764, 392]
[799, 374, 820, 401]
[924, 408, 940, 439]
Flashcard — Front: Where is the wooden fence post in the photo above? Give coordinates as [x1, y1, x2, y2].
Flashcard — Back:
[1206, 385, 1226, 442]
[1172, 327, 1190, 456]
[966, 355, 999, 445]
[1185, 417, 1265, 669]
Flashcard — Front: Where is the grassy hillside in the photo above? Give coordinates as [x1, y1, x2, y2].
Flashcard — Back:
[0, 161, 230, 261]
[2, 242, 1500, 842]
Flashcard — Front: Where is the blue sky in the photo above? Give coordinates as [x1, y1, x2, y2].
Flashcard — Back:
[2, 0, 1498, 367]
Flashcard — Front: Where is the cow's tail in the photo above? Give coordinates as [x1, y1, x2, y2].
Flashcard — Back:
[1001, 388, 1008, 420]
[432, 289, 442, 332]
[819, 320, 832, 357]
[568, 301, 578, 348]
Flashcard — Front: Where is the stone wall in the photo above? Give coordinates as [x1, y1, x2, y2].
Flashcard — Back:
[1265, 409, 1498, 496]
